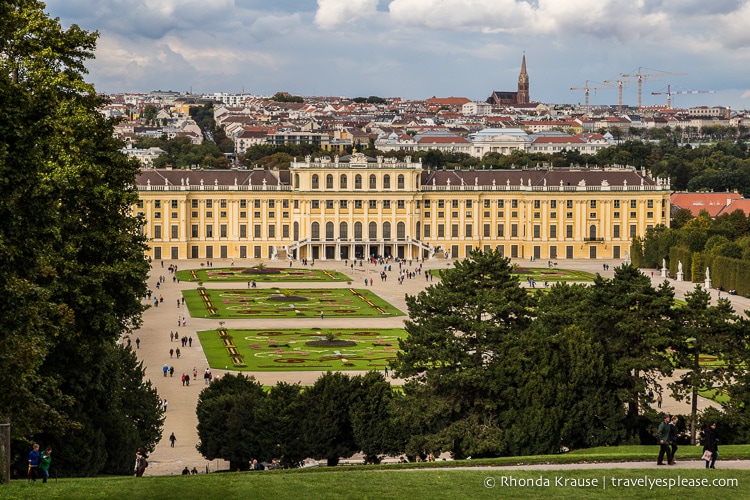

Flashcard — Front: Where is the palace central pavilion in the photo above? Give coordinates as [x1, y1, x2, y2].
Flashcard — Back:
[135, 153, 671, 263]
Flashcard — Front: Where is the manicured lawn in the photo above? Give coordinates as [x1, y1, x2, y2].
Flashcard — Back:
[198, 327, 405, 371]
[176, 266, 351, 282]
[428, 267, 597, 283]
[513, 267, 597, 282]
[7, 462, 750, 500]
[182, 288, 403, 319]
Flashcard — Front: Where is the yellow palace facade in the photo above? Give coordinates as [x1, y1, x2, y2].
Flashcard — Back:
[134, 153, 671, 262]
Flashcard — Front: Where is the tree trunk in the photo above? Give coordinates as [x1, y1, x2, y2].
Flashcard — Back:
[0, 418, 10, 485]
[690, 349, 700, 445]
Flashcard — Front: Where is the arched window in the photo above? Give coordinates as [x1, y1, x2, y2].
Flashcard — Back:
[339, 221, 348, 240]
[383, 174, 391, 189]
[326, 174, 334, 189]
[354, 221, 363, 240]
[294, 221, 299, 240]
[369, 174, 377, 189]
[589, 224, 597, 240]
[368, 221, 377, 240]
[397, 221, 406, 240]
[383, 221, 391, 240]
[294, 173, 300, 189]
[312, 174, 319, 189]
[311, 222, 320, 240]
[355, 174, 362, 189]
[326, 221, 334, 240]
[340, 174, 347, 189]
[397, 174, 405, 189]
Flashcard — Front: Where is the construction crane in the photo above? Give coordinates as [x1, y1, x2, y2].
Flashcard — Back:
[620, 67, 688, 110]
[602, 75, 637, 111]
[569, 80, 617, 109]
[651, 84, 716, 109]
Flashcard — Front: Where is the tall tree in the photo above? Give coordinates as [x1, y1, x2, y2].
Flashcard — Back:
[349, 371, 404, 463]
[0, 0, 156, 475]
[393, 249, 534, 457]
[585, 265, 676, 427]
[196, 374, 266, 471]
[671, 286, 740, 444]
[300, 372, 358, 466]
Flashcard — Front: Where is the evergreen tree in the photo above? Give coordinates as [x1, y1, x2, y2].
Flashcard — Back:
[349, 371, 404, 463]
[196, 374, 266, 471]
[671, 286, 741, 444]
[585, 265, 676, 429]
[393, 249, 534, 457]
[300, 372, 358, 466]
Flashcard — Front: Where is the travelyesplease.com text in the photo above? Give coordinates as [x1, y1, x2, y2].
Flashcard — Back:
[484, 475, 738, 490]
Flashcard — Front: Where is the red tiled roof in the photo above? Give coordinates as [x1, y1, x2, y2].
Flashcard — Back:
[426, 97, 471, 105]
[670, 192, 743, 217]
[532, 136, 585, 144]
[416, 136, 470, 144]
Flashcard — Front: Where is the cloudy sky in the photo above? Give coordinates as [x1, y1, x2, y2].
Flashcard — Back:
[45, 0, 750, 110]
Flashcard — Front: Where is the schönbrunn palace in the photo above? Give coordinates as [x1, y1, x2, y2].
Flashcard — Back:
[135, 153, 671, 263]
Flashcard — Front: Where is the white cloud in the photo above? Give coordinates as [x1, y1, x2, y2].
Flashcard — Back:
[314, 0, 379, 29]
[388, 0, 534, 33]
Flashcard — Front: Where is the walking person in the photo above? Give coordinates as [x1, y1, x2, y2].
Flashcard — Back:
[134, 451, 148, 477]
[657, 414, 673, 465]
[169, 432, 176, 448]
[669, 415, 679, 464]
[135, 337, 140, 349]
[39, 446, 52, 483]
[27, 443, 41, 482]
[703, 422, 719, 469]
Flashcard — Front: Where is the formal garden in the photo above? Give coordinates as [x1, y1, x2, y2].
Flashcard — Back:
[428, 266, 597, 283]
[198, 327, 405, 370]
[176, 265, 350, 282]
[182, 287, 404, 318]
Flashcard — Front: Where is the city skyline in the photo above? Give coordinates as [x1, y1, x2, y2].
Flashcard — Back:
[45, 0, 750, 110]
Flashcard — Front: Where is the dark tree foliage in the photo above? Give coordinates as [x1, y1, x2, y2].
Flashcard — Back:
[670, 286, 741, 444]
[349, 372, 404, 463]
[1, 0, 158, 476]
[394, 249, 535, 457]
[518, 285, 627, 452]
[189, 102, 216, 132]
[196, 374, 266, 471]
[300, 372, 358, 466]
[585, 265, 676, 427]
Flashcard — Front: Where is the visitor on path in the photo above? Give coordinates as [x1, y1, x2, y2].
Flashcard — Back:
[669, 416, 679, 464]
[162, 399, 168, 411]
[135, 337, 140, 349]
[39, 446, 52, 483]
[27, 443, 41, 482]
[169, 432, 176, 448]
[169, 366, 174, 377]
[176, 348, 181, 358]
[657, 393, 662, 409]
[170, 348, 174, 358]
[163, 364, 168, 377]
[703, 422, 719, 469]
[134, 452, 148, 477]
[657, 414, 673, 465]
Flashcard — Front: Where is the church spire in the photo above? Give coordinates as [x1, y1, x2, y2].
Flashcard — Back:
[517, 53, 529, 104]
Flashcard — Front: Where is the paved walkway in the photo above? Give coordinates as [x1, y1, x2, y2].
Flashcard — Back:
[129, 257, 750, 475]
